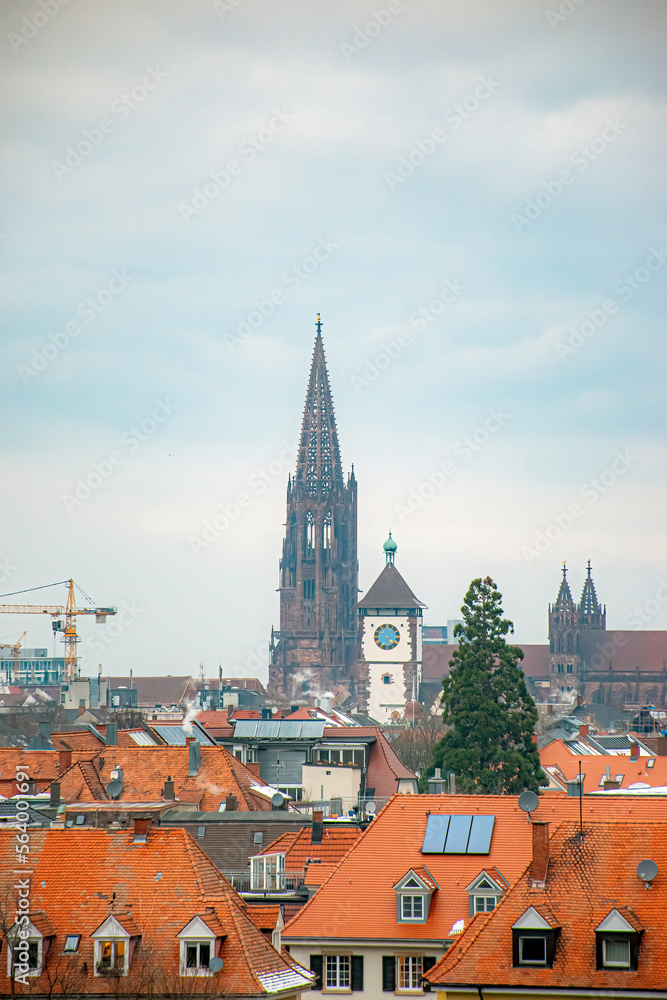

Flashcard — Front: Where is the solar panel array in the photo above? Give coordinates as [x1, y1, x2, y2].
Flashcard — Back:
[233, 720, 325, 739]
[152, 725, 214, 745]
[421, 814, 495, 854]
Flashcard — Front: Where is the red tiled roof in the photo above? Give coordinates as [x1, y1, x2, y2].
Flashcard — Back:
[0, 748, 99, 795]
[260, 826, 360, 868]
[52, 746, 277, 811]
[303, 863, 338, 886]
[423, 643, 551, 682]
[283, 794, 667, 944]
[425, 820, 667, 991]
[0, 827, 308, 996]
[366, 731, 418, 792]
[540, 739, 667, 791]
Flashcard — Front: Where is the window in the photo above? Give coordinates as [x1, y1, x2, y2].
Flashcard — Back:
[566, 664, 573, 674]
[63, 935, 80, 954]
[397, 955, 423, 991]
[557, 663, 564, 673]
[401, 896, 424, 920]
[518, 936, 546, 965]
[251, 853, 286, 890]
[602, 937, 631, 968]
[10, 940, 40, 974]
[97, 939, 126, 976]
[186, 942, 211, 971]
[647, 758, 655, 768]
[473, 896, 497, 913]
[325, 954, 350, 989]
[278, 785, 303, 801]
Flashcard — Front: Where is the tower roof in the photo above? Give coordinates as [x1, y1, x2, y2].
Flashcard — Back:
[355, 563, 425, 610]
[553, 563, 575, 609]
[295, 316, 343, 490]
[579, 560, 602, 615]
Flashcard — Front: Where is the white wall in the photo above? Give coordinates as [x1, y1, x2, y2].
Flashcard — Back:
[302, 764, 361, 802]
[288, 943, 445, 1000]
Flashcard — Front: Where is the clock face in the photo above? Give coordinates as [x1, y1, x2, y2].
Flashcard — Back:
[374, 623, 401, 650]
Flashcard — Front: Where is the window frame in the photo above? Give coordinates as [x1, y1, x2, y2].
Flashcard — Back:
[396, 954, 423, 993]
[400, 895, 425, 921]
[6, 922, 44, 979]
[518, 934, 547, 965]
[95, 937, 128, 977]
[473, 895, 498, 914]
[250, 852, 286, 891]
[601, 936, 631, 968]
[324, 953, 351, 991]
[62, 934, 81, 954]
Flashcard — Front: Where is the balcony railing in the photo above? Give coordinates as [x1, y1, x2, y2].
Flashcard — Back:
[222, 869, 307, 894]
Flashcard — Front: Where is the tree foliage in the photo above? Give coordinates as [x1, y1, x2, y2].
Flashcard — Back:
[428, 576, 546, 794]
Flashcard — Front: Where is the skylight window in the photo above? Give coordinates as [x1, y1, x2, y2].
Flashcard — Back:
[422, 814, 495, 855]
[647, 759, 655, 768]
[63, 935, 80, 953]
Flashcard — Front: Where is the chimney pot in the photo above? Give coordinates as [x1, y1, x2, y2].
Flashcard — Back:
[312, 810, 324, 845]
[531, 821, 550, 886]
[185, 736, 195, 746]
[133, 817, 151, 842]
[578, 724, 589, 738]
[58, 749, 72, 773]
[630, 743, 639, 760]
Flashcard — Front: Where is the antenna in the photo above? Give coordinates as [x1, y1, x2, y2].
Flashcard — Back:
[517, 791, 539, 818]
[637, 859, 658, 886]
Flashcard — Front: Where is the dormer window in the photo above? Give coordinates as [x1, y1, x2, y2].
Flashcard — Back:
[177, 915, 222, 977]
[6, 917, 53, 979]
[512, 907, 560, 968]
[595, 909, 642, 970]
[91, 915, 138, 977]
[466, 871, 505, 916]
[393, 868, 438, 924]
[250, 853, 286, 891]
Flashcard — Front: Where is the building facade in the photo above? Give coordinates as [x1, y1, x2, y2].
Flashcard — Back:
[549, 562, 606, 696]
[270, 318, 358, 701]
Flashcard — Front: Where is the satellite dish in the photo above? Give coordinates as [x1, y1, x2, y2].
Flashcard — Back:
[209, 957, 223, 972]
[271, 792, 285, 808]
[637, 859, 658, 883]
[365, 801, 376, 814]
[106, 779, 122, 800]
[518, 791, 539, 815]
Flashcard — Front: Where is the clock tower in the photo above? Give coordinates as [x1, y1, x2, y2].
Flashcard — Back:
[354, 534, 425, 723]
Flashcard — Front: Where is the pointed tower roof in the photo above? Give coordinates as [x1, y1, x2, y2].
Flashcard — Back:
[554, 563, 575, 609]
[355, 538, 425, 609]
[579, 560, 602, 615]
[295, 315, 343, 491]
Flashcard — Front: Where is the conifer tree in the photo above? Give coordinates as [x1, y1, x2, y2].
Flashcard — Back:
[428, 576, 546, 794]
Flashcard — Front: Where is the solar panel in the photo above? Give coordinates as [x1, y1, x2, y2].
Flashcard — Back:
[300, 721, 326, 738]
[444, 814, 472, 853]
[422, 814, 449, 853]
[466, 814, 495, 853]
[277, 721, 302, 738]
[234, 720, 259, 738]
[152, 725, 213, 745]
[257, 721, 282, 738]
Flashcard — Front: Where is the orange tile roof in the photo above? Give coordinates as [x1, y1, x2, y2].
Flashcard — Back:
[0, 748, 98, 795]
[260, 826, 361, 869]
[51, 746, 277, 812]
[425, 820, 667, 991]
[0, 827, 309, 996]
[283, 794, 667, 944]
[540, 738, 667, 791]
[303, 863, 338, 886]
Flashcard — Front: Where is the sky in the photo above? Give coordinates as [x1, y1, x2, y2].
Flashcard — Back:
[1, 0, 666, 684]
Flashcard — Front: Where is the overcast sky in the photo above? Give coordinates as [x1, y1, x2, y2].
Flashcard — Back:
[1, 0, 665, 683]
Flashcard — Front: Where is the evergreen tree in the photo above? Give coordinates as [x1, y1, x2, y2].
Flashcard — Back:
[427, 576, 546, 794]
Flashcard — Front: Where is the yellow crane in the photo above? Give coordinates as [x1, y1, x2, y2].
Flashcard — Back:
[0, 631, 26, 684]
[0, 579, 116, 683]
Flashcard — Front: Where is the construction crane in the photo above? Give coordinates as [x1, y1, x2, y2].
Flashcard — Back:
[0, 579, 116, 683]
[0, 631, 26, 684]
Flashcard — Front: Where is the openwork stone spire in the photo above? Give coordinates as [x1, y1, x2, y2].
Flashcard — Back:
[579, 560, 602, 615]
[554, 562, 575, 609]
[295, 316, 343, 496]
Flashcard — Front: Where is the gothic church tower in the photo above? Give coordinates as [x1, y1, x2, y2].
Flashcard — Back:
[548, 561, 605, 696]
[269, 318, 358, 700]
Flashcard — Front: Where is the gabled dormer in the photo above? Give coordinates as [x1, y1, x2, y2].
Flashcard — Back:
[393, 867, 439, 923]
[177, 914, 225, 976]
[595, 908, 643, 970]
[6, 914, 56, 979]
[512, 906, 560, 967]
[465, 870, 506, 916]
[91, 914, 141, 977]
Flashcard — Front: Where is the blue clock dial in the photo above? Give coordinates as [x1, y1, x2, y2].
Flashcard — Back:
[374, 623, 400, 650]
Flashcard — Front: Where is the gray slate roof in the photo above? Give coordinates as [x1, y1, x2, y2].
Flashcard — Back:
[354, 564, 425, 610]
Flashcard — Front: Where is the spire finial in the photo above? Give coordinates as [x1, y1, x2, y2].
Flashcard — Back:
[316, 313, 323, 335]
[383, 530, 397, 565]
[587, 559, 592, 575]
[562, 561, 567, 577]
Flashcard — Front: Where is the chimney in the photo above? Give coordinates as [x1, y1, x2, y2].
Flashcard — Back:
[38, 721, 51, 741]
[311, 810, 323, 845]
[163, 775, 175, 800]
[246, 762, 261, 778]
[532, 733, 538, 744]
[189, 740, 201, 776]
[630, 743, 639, 761]
[133, 817, 151, 843]
[578, 724, 589, 739]
[58, 749, 72, 772]
[106, 723, 118, 746]
[49, 782, 60, 809]
[531, 822, 550, 886]
[185, 736, 195, 746]
[225, 794, 237, 812]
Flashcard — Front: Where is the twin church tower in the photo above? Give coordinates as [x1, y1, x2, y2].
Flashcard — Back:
[269, 318, 423, 719]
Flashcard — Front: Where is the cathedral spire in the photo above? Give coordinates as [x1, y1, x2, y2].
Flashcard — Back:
[579, 560, 602, 615]
[554, 562, 575, 609]
[295, 315, 343, 493]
